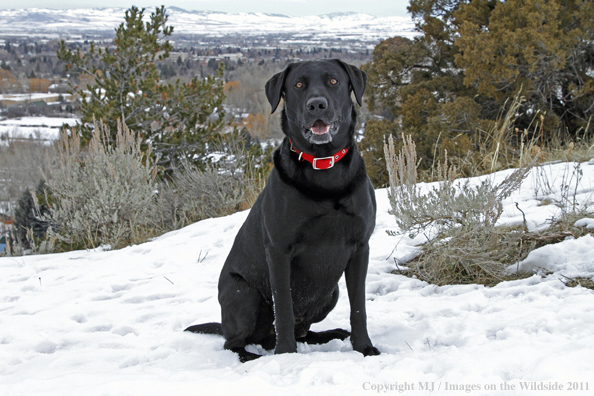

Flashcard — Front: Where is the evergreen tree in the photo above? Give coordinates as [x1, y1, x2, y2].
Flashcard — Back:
[57, 6, 226, 171]
[359, 119, 399, 187]
[455, 0, 594, 135]
[362, 0, 594, 172]
[362, 32, 476, 170]
[13, 181, 52, 249]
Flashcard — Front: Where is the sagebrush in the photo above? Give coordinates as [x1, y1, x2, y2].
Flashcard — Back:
[385, 133, 535, 285]
[43, 119, 157, 250]
[385, 134, 532, 235]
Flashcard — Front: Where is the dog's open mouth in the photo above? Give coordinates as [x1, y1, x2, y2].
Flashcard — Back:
[311, 120, 330, 135]
[303, 119, 341, 144]
[307, 119, 339, 135]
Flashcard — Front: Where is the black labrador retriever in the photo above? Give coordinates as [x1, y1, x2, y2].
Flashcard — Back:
[186, 59, 380, 362]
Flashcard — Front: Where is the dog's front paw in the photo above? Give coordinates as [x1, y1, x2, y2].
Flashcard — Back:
[362, 345, 381, 356]
[352, 339, 381, 357]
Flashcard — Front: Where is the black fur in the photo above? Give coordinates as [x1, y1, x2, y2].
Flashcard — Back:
[185, 59, 380, 362]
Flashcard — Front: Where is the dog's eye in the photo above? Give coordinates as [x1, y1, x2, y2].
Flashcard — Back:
[330, 78, 338, 85]
[295, 82, 303, 88]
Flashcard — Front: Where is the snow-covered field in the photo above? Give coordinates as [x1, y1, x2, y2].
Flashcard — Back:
[1, 161, 593, 395]
[0, 117, 78, 141]
[0, 8, 417, 42]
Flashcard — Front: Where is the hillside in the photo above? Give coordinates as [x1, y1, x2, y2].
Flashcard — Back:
[1, 161, 593, 395]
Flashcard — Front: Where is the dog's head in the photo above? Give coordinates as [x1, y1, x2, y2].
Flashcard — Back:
[265, 59, 366, 148]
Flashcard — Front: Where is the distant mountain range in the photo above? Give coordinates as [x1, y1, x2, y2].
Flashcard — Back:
[0, 7, 417, 42]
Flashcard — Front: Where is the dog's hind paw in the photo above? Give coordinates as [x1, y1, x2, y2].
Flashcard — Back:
[231, 347, 262, 363]
[297, 328, 351, 344]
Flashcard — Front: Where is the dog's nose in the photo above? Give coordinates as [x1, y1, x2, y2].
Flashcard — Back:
[306, 97, 328, 115]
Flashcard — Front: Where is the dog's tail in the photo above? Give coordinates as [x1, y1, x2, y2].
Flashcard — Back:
[184, 322, 224, 335]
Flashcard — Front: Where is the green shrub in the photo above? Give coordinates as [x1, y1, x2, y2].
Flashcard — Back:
[154, 163, 244, 230]
[12, 180, 52, 249]
[153, 131, 269, 231]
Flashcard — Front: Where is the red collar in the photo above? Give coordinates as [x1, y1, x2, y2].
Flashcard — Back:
[288, 139, 350, 170]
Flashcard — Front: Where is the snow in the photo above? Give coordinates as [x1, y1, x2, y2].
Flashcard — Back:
[575, 218, 594, 229]
[0, 117, 79, 141]
[1, 160, 594, 395]
[513, 235, 594, 277]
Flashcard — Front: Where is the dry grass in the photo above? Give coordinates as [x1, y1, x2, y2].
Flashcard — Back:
[2, 121, 270, 256]
[562, 277, 594, 291]
[384, 131, 536, 286]
[396, 214, 594, 287]
[440, 92, 594, 180]
[151, 131, 269, 234]
[395, 225, 533, 286]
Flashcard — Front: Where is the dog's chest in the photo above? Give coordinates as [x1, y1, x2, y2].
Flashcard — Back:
[289, 200, 368, 273]
[284, 202, 366, 306]
[292, 197, 367, 243]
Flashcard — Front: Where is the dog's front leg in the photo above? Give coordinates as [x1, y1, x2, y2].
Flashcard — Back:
[345, 243, 380, 356]
[266, 246, 297, 354]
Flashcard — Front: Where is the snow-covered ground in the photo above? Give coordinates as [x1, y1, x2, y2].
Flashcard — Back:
[0, 93, 71, 103]
[0, 117, 78, 141]
[1, 160, 593, 395]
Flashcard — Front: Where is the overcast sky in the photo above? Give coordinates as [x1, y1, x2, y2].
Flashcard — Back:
[0, 1, 410, 17]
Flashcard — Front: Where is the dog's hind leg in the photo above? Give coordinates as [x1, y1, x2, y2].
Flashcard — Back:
[296, 286, 350, 345]
[219, 271, 270, 362]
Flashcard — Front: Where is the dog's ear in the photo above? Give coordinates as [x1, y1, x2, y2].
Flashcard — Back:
[265, 66, 291, 114]
[335, 60, 367, 107]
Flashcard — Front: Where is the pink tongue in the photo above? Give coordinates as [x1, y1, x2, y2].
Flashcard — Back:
[311, 120, 329, 135]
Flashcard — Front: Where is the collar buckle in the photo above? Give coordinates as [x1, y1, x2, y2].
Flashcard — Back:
[312, 155, 335, 170]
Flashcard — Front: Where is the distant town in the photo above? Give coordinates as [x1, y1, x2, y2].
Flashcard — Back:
[0, 28, 386, 118]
